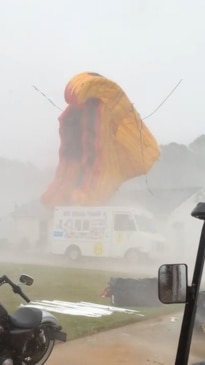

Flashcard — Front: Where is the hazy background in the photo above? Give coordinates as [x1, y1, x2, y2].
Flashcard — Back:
[0, 0, 205, 269]
[0, 0, 205, 167]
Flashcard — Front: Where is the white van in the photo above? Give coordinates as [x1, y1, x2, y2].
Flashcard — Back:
[49, 206, 165, 261]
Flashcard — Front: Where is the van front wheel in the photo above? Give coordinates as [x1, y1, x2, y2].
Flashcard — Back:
[125, 248, 147, 263]
[65, 246, 81, 261]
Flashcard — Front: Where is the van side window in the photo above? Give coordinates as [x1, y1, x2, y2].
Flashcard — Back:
[74, 219, 90, 232]
[114, 214, 136, 231]
[75, 220, 81, 231]
[82, 220, 90, 231]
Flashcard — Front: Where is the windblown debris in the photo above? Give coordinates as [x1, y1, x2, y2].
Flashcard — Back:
[41, 71, 160, 207]
[23, 300, 144, 318]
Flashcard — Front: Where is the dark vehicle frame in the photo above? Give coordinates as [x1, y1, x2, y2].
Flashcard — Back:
[158, 202, 205, 365]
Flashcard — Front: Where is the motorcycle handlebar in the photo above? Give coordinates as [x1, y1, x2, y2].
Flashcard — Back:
[12, 284, 31, 303]
[0, 275, 31, 303]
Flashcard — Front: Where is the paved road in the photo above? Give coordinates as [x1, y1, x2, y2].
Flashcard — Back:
[47, 312, 203, 365]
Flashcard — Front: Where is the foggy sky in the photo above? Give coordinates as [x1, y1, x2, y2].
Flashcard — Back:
[1, 0, 205, 167]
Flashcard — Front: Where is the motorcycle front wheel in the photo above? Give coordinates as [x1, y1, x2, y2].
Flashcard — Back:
[22, 322, 55, 365]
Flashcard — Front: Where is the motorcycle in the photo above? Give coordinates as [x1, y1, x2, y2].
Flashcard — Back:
[0, 274, 67, 365]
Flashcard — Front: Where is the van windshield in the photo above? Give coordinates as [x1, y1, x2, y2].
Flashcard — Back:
[135, 215, 156, 233]
[114, 214, 136, 231]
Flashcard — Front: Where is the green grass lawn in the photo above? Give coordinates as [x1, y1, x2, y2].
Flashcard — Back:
[0, 263, 182, 340]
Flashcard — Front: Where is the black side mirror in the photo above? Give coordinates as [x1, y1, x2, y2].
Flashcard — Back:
[19, 274, 34, 286]
[158, 263, 188, 304]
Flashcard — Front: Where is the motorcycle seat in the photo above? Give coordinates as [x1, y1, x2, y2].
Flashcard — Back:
[9, 307, 42, 329]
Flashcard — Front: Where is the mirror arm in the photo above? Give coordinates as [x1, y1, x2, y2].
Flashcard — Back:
[186, 285, 195, 302]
